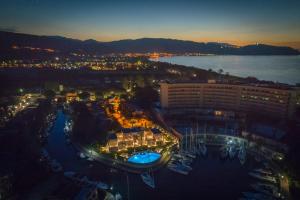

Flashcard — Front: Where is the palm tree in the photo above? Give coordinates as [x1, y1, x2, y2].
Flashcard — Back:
[218, 68, 224, 75]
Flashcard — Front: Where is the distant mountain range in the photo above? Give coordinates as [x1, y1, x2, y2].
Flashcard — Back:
[0, 31, 299, 59]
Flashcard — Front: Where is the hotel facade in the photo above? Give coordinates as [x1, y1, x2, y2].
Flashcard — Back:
[160, 81, 300, 118]
[107, 128, 164, 152]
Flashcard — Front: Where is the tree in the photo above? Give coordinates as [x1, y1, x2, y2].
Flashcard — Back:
[134, 86, 158, 109]
[78, 91, 90, 101]
[218, 69, 224, 75]
[135, 75, 145, 88]
[43, 89, 55, 100]
[122, 77, 131, 91]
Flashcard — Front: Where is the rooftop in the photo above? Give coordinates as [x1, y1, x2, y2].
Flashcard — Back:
[161, 80, 300, 91]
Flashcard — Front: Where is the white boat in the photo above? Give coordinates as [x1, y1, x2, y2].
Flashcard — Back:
[180, 159, 192, 166]
[179, 162, 192, 171]
[251, 183, 281, 198]
[64, 171, 110, 190]
[253, 168, 273, 175]
[173, 154, 184, 159]
[141, 172, 155, 188]
[78, 152, 86, 159]
[87, 157, 94, 161]
[167, 165, 189, 175]
[181, 152, 196, 159]
[96, 181, 110, 190]
[114, 193, 122, 200]
[249, 172, 277, 183]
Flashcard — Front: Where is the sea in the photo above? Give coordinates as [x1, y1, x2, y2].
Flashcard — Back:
[155, 55, 300, 85]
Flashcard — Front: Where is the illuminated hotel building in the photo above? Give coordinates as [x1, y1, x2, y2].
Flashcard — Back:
[160, 81, 300, 118]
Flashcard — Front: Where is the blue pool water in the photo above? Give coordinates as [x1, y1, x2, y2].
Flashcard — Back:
[128, 152, 161, 164]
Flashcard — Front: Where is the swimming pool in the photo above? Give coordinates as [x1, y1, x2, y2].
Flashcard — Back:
[128, 152, 161, 164]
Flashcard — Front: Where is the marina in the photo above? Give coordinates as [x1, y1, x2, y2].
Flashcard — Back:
[42, 110, 286, 200]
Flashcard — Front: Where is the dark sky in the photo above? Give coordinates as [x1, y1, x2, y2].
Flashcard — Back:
[1, 0, 300, 47]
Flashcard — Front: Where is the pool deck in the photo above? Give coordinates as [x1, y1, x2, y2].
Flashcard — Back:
[73, 143, 172, 174]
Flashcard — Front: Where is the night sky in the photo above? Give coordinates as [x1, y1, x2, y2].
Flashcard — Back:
[1, 0, 300, 47]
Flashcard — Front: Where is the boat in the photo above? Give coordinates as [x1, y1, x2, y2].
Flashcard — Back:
[182, 152, 196, 159]
[180, 158, 192, 166]
[64, 171, 110, 190]
[249, 172, 277, 183]
[87, 157, 94, 161]
[173, 154, 185, 159]
[141, 172, 155, 188]
[251, 183, 281, 198]
[115, 193, 122, 200]
[253, 168, 273, 175]
[167, 165, 189, 175]
[179, 161, 192, 171]
[243, 192, 275, 200]
[78, 152, 86, 159]
[96, 181, 110, 190]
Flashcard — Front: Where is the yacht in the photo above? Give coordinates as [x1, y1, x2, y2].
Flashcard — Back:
[96, 181, 110, 190]
[182, 152, 196, 159]
[114, 193, 122, 200]
[251, 183, 281, 198]
[141, 172, 155, 188]
[167, 165, 189, 175]
[253, 168, 273, 175]
[78, 152, 86, 159]
[249, 172, 277, 183]
[179, 161, 192, 171]
[64, 171, 110, 190]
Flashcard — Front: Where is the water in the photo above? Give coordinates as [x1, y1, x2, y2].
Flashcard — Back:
[156, 55, 300, 84]
[45, 110, 263, 200]
[128, 152, 161, 164]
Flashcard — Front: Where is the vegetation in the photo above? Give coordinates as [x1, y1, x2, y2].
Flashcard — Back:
[134, 86, 159, 109]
